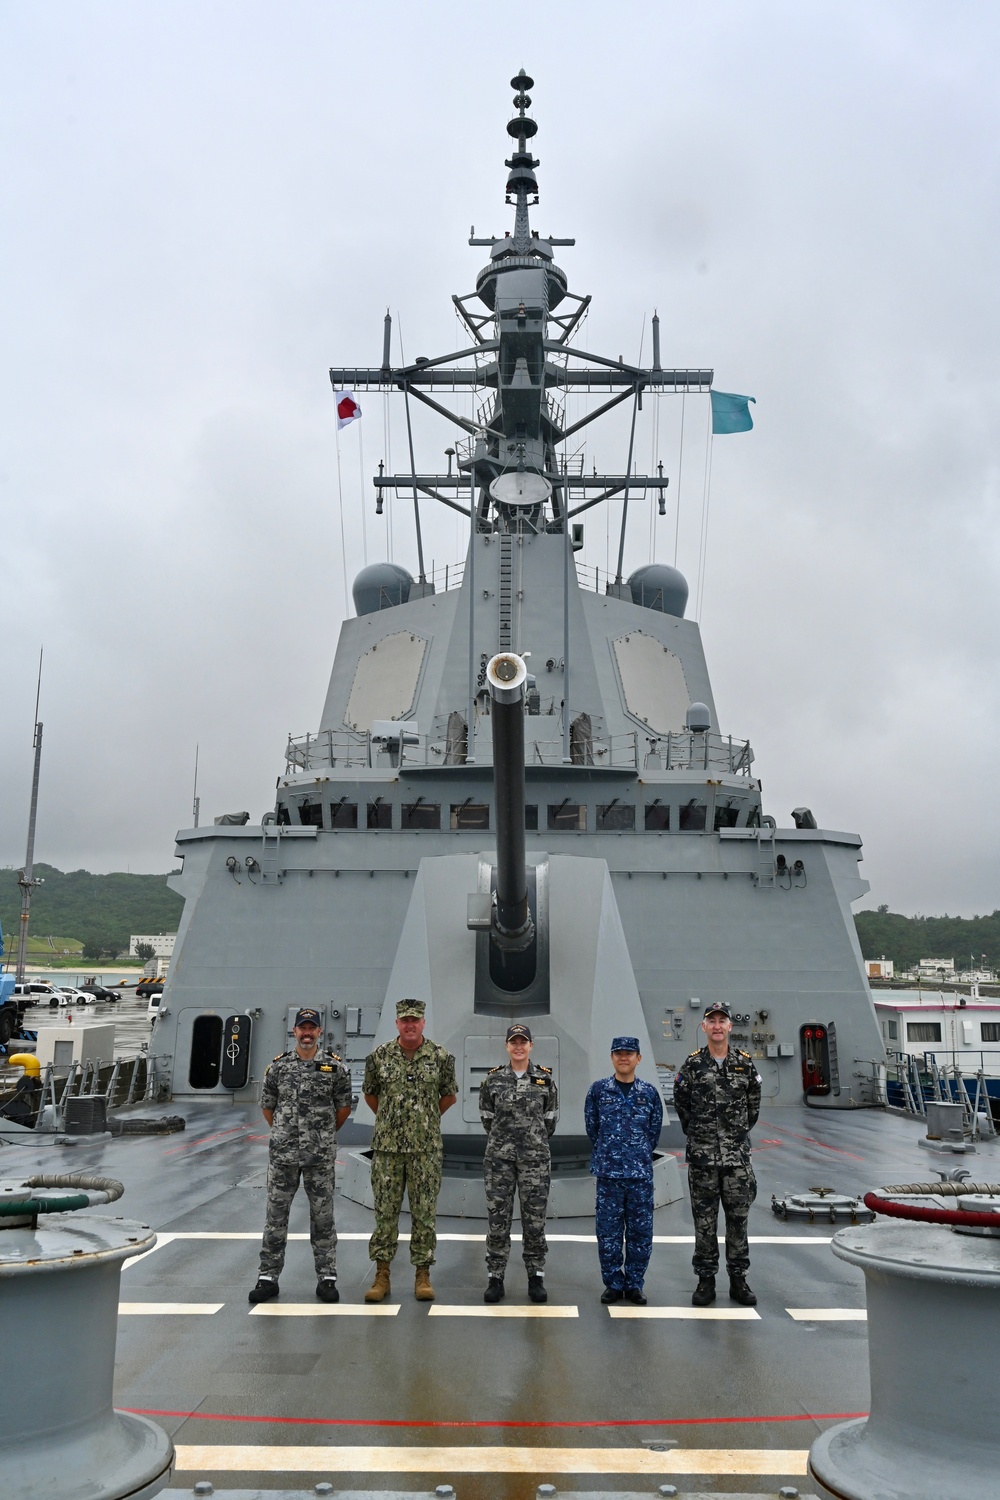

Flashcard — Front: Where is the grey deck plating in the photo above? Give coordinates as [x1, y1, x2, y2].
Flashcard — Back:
[3, 1104, 977, 1498]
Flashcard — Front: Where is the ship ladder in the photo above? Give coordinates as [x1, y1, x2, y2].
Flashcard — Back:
[498, 533, 513, 650]
[261, 828, 282, 884]
[754, 821, 776, 889]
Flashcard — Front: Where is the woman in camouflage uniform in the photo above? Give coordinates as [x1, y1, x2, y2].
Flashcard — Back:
[479, 1023, 558, 1304]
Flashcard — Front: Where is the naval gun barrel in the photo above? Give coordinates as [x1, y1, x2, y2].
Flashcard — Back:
[485, 652, 533, 946]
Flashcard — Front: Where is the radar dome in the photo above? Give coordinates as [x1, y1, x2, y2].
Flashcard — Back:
[352, 562, 414, 617]
[686, 702, 712, 733]
[627, 564, 689, 617]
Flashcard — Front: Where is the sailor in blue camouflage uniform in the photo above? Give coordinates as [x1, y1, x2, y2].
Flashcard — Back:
[249, 1007, 353, 1305]
[672, 1001, 762, 1308]
[584, 1036, 663, 1305]
[479, 1022, 558, 1304]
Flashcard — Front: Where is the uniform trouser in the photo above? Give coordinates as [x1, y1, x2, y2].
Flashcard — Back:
[483, 1154, 550, 1278]
[688, 1162, 757, 1277]
[368, 1149, 443, 1266]
[259, 1156, 337, 1278]
[595, 1176, 654, 1292]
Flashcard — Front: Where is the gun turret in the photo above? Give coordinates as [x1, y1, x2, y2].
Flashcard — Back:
[485, 652, 533, 951]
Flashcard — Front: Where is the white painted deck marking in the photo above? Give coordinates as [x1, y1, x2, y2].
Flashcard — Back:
[173, 1443, 808, 1476]
[118, 1302, 222, 1315]
[608, 1305, 761, 1321]
[787, 1307, 867, 1321]
[249, 1303, 400, 1317]
[426, 1305, 578, 1319]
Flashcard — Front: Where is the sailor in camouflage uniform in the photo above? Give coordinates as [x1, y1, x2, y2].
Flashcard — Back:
[584, 1036, 663, 1305]
[362, 998, 458, 1302]
[479, 1023, 558, 1304]
[249, 1006, 353, 1304]
[672, 1001, 762, 1308]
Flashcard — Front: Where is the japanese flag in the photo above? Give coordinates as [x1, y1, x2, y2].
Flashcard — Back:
[335, 390, 362, 429]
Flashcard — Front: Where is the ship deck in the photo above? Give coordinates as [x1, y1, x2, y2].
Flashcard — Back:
[3, 1099, 994, 1500]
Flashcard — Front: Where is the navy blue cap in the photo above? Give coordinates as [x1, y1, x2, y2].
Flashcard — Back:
[611, 1036, 640, 1053]
[703, 1002, 732, 1020]
[294, 1008, 322, 1028]
[506, 1023, 532, 1043]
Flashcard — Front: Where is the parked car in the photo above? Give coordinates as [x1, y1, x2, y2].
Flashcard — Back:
[80, 982, 120, 1003]
[136, 977, 164, 998]
[13, 981, 60, 1006]
[56, 986, 97, 1006]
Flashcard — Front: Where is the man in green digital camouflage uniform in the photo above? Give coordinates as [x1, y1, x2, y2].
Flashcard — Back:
[362, 998, 457, 1302]
[249, 1006, 352, 1304]
[672, 1001, 762, 1308]
[479, 1022, 558, 1304]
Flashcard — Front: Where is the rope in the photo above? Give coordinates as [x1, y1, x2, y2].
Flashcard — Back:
[864, 1182, 1000, 1229]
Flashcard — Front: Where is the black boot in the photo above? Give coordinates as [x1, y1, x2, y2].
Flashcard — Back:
[249, 1276, 279, 1304]
[483, 1277, 505, 1304]
[527, 1274, 548, 1304]
[600, 1286, 624, 1304]
[729, 1274, 757, 1306]
[691, 1275, 716, 1307]
[624, 1286, 647, 1305]
[316, 1277, 340, 1303]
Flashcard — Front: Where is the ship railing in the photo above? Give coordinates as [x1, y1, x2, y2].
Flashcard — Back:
[423, 558, 466, 592]
[881, 1048, 1000, 1137]
[0, 1052, 167, 1132]
[285, 724, 754, 776]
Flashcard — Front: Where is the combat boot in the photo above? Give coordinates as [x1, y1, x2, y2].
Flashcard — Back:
[691, 1275, 716, 1307]
[414, 1265, 435, 1301]
[729, 1274, 757, 1306]
[316, 1277, 340, 1303]
[365, 1262, 391, 1303]
[483, 1277, 505, 1304]
[527, 1274, 547, 1304]
[248, 1276, 279, 1304]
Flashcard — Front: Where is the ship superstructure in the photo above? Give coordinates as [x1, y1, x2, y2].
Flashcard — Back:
[157, 74, 885, 1185]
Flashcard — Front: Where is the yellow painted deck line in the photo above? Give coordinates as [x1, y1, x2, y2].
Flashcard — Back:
[787, 1307, 867, 1321]
[249, 1303, 400, 1316]
[608, 1305, 761, 1321]
[426, 1304, 578, 1318]
[118, 1302, 223, 1315]
[173, 1443, 808, 1476]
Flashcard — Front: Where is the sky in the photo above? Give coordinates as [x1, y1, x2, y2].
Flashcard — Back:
[1, 1, 998, 916]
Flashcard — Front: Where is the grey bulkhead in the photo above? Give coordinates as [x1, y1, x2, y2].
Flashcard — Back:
[158, 526, 883, 1117]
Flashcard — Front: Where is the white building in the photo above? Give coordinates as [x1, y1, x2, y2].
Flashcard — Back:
[874, 990, 1000, 1061]
[865, 957, 894, 980]
[129, 933, 176, 959]
[917, 957, 955, 978]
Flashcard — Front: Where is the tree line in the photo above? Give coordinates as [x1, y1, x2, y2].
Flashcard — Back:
[0, 864, 183, 962]
[854, 906, 1000, 972]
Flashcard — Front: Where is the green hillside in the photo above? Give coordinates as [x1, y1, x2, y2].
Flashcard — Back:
[0, 864, 182, 960]
[854, 906, 1000, 972]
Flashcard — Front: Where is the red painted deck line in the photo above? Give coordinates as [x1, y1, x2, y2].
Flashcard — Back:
[770, 1125, 866, 1160]
[163, 1127, 250, 1155]
[124, 1407, 866, 1430]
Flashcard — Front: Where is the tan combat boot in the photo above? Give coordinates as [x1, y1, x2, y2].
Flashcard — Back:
[414, 1265, 435, 1301]
[365, 1262, 391, 1303]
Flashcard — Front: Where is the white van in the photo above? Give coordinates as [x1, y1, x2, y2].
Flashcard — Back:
[13, 981, 61, 1006]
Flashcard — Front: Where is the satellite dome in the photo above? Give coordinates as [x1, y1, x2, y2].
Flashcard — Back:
[627, 563, 689, 617]
[686, 702, 712, 733]
[352, 562, 414, 617]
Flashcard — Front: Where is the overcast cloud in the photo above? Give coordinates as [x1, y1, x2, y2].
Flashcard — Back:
[1, 2, 998, 917]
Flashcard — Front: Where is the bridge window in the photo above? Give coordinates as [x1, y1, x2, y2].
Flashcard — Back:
[524, 805, 538, 831]
[451, 802, 490, 830]
[714, 804, 739, 829]
[402, 801, 440, 830]
[597, 803, 635, 831]
[982, 1023, 1000, 1043]
[367, 800, 392, 830]
[298, 800, 324, 828]
[679, 800, 707, 831]
[907, 1022, 942, 1043]
[330, 800, 358, 829]
[548, 802, 586, 832]
[644, 802, 670, 831]
[276, 805, 291, 826]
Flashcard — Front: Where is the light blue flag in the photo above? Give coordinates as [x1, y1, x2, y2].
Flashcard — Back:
[710, 390, 756, 434]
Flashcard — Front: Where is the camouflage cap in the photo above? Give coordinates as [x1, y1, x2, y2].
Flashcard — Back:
[505, 1023, 532, 1043]
[294, 1007, 322, 1028]
[611, 1035, 640, 1053]
[396, 998, 426, 1019]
